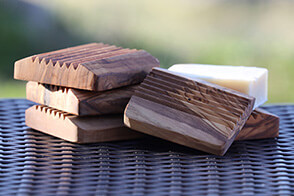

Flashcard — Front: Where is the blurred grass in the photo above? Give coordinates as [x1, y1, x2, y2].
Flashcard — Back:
[1, 0, 294, 103]
[0, 81, 25, 98]
[0, 0, 85, 98]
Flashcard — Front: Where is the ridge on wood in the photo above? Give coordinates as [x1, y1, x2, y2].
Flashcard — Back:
[14, 43, 159, 91]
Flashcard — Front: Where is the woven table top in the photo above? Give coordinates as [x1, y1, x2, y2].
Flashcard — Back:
[0, 99, 293, 195]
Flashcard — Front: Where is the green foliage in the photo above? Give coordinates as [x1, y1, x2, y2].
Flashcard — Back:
[0, 1, 84, 80]
[1, 1, 294, 103]
[0, 81, 25, 98]
[0, 3, 31, 78]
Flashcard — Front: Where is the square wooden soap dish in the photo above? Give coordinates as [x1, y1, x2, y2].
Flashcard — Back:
[26, 81, 138, 116]
[26, 105, 143, 143]
[14, 43, 160, 91]
[124, 68, 256, 155]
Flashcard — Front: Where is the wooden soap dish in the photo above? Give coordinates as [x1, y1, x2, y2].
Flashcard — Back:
[236, 108, 279, 140]
[15, 43, 159, 91]
[26, 81, 138, 116]
[26, 105, 143, 143]
[124, 68, 255, 155]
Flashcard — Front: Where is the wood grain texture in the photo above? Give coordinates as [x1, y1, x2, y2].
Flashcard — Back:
[124, 68, 255, 155]
[25, 104, 278, 144]
[14, 43, 159, 91]
[25, 105, 143, 143]
[26, 81, 138, 116]
[236, 108, 279, 140]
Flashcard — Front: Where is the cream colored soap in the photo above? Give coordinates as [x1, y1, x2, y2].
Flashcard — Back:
[168, 64, 268, 109]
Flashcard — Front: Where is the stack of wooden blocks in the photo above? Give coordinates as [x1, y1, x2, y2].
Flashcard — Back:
[14, 43, 159, 143]
[14, 43, 279, 156]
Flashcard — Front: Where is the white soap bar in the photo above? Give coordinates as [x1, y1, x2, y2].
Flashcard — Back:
[168, 64, 268, 109]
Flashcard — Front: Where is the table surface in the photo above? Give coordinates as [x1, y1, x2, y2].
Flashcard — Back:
[0, 99, 294, 195]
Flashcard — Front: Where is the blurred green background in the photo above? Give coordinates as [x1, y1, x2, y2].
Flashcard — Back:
[0, 0, 293, 103]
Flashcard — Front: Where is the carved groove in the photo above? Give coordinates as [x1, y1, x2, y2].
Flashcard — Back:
[34, 105, 73, 120]
[15, 43, 160, 91]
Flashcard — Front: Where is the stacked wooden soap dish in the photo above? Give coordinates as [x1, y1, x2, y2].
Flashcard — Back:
[14, 43, 279, 156]
[14, 43, 159, 143]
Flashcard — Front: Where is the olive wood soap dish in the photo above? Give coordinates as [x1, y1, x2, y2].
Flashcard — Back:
[15, 43, 159, 91]
[124, 68, 255, 155]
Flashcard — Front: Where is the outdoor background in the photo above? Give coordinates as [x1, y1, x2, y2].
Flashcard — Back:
[0, 0, 293, 103]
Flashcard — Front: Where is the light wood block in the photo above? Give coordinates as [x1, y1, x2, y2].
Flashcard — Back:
[15, 43, 159, 91]
[26, 81, 138, 116]
[26, 105, 143, 143]
[124, 68, 255, 155]
[236, 108, 279, 140]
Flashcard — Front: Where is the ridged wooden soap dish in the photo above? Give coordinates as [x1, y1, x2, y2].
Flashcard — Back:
[26, 81, 138, 116]
[14, 43, 159, 91]
[124, 68, 256, 155]
[26, 105, 143, 143]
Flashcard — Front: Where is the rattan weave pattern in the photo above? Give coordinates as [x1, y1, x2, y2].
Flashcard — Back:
[0, 99, 293, 195]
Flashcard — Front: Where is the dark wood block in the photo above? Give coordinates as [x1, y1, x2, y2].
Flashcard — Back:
[25, 105, 143, 143]
[236, 108, 279, 140]
[15, 43, 159, 91]
[124, 68, 255, 156]
[26, 81, 138, 116]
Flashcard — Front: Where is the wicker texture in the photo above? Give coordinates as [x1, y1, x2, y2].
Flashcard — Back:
[0, 99, 293, 195]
